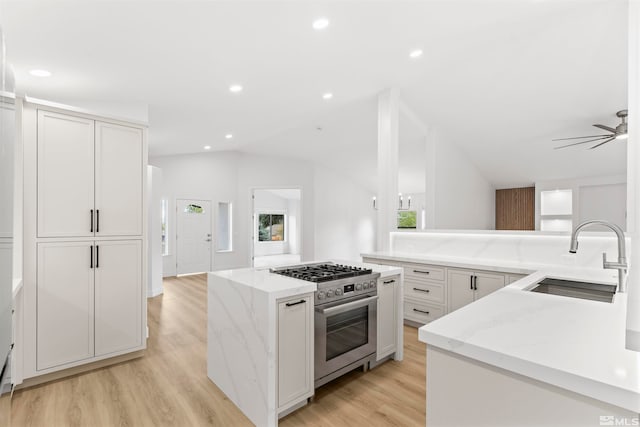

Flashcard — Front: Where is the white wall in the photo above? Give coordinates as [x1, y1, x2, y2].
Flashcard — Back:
[288, 198, 301, 255]
[147, 166, 163, 296]
[314, 166, 376, 262]
[431, 133, 495, 230]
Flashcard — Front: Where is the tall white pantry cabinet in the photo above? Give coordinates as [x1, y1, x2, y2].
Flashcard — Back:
[21, 100, 147, 380]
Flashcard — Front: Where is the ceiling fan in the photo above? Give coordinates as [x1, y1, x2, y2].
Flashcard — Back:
[553, 109, 628, 150]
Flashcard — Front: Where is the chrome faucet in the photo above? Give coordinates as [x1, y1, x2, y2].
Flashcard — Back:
[569, 220, 628, 293]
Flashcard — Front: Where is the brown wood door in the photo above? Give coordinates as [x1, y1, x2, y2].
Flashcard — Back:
[495, 187, 535, 230]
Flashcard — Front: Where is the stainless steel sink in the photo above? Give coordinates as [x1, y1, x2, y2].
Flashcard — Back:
[529, 278, 616, 303]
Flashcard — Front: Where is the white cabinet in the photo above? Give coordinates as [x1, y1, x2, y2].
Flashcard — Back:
[277, 294, 313, 412]
[37, 111, 143, 238]
[37, 240, 143, 370]
[448, 269, 505, 312]
[37, 111, 95, 238]
[507, 274, 527, 284]
[377, 274, 399, 360]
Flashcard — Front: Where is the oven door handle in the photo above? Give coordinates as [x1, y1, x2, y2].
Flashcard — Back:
[317, 295, 378, 316]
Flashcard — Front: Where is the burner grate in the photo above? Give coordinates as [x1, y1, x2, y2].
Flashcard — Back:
[272, 263, 373, 283]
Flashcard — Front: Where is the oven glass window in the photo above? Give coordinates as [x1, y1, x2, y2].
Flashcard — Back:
[325, 305, 368, 361]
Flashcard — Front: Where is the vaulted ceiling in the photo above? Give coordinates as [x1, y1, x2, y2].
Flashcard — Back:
[1, 0, 628, 191]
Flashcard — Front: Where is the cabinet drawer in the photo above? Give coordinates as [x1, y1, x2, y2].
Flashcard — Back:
[404, 279, 445, 304]
[403, 264, 445, 282]
[404, 300, 445, 325]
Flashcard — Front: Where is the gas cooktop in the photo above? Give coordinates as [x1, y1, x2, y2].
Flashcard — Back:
[271, 262, 374, 283]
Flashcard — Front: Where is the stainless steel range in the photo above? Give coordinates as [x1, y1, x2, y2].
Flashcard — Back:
[271, 262, 380, 388]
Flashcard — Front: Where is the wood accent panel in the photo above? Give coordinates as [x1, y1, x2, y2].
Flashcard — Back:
[9, 274, 427, 426]
[495, 187, 535, 230]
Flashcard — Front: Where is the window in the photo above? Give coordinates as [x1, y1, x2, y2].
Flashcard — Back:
[258, 214, 285, 241]
[161, 199, 169, 255]
[184, 203, 204, 214]
[397, 211, 417, 229]
[217, 202, 233, 251]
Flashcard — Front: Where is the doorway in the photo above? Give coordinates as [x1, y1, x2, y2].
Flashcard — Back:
[251, 189, 302, 268]
[176, 199, 212, 275]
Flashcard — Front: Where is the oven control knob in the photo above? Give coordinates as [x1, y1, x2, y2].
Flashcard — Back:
[335, 288, 343, 296]
[326, 289, 335, 298]
[355, 283, 362, 291]
[370, 281, 376, 289]
[363, 282, 369, 290]
[317, 291, 326, 300]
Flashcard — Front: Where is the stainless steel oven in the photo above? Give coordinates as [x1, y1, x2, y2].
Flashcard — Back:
[314, 292, 377, 387]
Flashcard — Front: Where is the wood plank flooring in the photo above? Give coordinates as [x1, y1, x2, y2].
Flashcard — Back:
[8, 274, 426, 426]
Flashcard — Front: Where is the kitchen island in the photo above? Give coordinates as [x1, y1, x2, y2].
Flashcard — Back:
[207, 261, 403, 427]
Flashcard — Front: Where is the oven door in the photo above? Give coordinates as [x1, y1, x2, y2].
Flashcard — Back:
[314, 293, 377, 382]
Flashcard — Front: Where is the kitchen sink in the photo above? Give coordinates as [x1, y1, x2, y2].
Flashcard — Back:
[529, 277, 616, 303]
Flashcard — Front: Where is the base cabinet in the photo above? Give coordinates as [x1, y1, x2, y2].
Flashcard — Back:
[448, 269, 505, 312]
[377, 274, 399, 360]
[36, 240, 143, 371]
[277, 294, 313, 412]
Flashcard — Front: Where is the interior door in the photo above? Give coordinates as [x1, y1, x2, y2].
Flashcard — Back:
[95, 121, 144, 236]
[176, 199, 212, 275]
[37, 110, 95, 238]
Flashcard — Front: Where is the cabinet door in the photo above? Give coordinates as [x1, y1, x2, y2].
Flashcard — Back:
[448, 270, 475, 312]
[377, 275, 398, 360]
[94, 240, 143, 356]
[95, 122, 144, 236]
[37, 242, 94, 370]
[278, 294, 312, 410]
[474, 272, 505, 300]
[37, 111, 95, 238]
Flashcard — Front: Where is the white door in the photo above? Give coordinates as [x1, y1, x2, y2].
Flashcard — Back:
[474, 272, 506, 300]
[37, 241, 94, 370]
[37, 110, 95, 238]
[448, 270, 475, 312]
[377, 275, 398, 360]
[95, 240, 143, 356]
[176, 199, 212, 275]
[95, 121, 144, 236]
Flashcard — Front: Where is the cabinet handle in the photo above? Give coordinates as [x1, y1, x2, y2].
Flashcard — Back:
[470, 276, 473, 290]
[90, 245, 93, 269]
[413, 287, 430, 293]
[383, 280, 395, 284]
[473, 275, 477, 290]
[96, 210, 100, 233]
[96, 245, 99, 268]
[285, 299, 306, 307]
[413, 270, 430, 275]
[90, 209, 94, 233]
[413, 308, 430, 315]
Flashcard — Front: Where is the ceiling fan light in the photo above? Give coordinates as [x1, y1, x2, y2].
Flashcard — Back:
[615, 133, 628, 140]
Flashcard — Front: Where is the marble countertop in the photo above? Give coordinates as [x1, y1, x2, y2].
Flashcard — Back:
[418, 268, 640, 413]
[210, 260, 403, 300]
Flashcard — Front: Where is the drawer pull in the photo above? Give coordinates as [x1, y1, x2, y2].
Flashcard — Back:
[413, 287, 430, 293]
[413, 270, 430, 274]
[413, 308, 430, 315]
[285, 300, 306, 307]
[383, 280, 395, 284]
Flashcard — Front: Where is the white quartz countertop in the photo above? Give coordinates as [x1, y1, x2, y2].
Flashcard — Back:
[209, 260, 402, 300]
[418, 268, 640, 413]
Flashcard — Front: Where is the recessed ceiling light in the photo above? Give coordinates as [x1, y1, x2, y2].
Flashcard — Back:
[322, 93, 333, 100]
[225, 134, 233, 139]
[409, 49, 423, 59]
[229, 84, 243, 93]
[29, 69, 51, 77]
[204, 145, 211, 150]
[312, 18, 330, 30]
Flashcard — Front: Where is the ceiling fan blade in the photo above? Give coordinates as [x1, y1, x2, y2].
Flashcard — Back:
[593, 124, 616, 133]
[552, 134, 611, 141]
[589, 137, 616, 149]
[554, 136, 615, 149]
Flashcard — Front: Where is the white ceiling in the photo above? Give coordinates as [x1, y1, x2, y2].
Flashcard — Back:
[1, 0, 629, 191]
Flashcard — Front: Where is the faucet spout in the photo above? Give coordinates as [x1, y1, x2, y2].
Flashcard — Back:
[568, 220, 627, 293]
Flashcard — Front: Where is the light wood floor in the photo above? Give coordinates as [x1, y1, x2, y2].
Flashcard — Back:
[8, 274, 426, 426]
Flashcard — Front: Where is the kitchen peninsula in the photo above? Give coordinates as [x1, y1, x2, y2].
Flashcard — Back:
[207, 261, 403, 427]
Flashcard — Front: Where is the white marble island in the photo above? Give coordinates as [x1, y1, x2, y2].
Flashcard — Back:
[419, 268, 640, 427]
[207, 262, 403, 427]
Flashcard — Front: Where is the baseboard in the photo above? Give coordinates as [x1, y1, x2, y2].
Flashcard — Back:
[16, 350, 145, 390]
